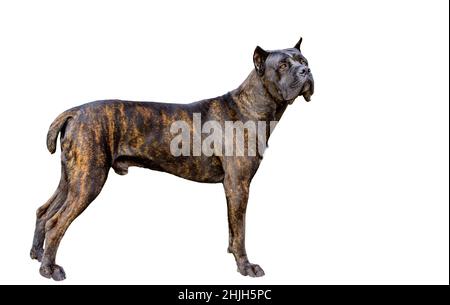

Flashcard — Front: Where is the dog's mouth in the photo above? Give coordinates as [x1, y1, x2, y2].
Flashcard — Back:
[286, 77, 314, 105]
[300, 79, 314, 102]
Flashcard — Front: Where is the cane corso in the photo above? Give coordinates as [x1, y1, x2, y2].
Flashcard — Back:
[30, 37, 314, 280]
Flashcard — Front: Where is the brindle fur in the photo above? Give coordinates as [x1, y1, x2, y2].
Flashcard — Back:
[30, 38, 314, 280]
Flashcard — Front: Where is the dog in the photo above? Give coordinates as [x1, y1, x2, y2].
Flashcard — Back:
[30, 37, 314, 280]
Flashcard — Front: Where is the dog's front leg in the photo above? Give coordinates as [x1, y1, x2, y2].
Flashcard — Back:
[223, 172, 265, 277]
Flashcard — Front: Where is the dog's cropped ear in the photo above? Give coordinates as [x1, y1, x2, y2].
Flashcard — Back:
[253, 46, 269, 76]
[294, 37, 303, 51]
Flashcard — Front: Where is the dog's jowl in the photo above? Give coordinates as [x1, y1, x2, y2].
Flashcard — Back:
[30, 38, 314, 280]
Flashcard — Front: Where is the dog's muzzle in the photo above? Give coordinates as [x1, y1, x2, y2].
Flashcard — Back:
[301, 77, 314, 102]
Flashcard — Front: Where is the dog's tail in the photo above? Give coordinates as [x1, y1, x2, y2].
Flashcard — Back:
[46, 108, 78, 154]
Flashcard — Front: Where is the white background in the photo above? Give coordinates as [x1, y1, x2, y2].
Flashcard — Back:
[0, 0, 448, 284]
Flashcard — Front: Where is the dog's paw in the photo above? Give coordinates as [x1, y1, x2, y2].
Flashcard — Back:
[39, 264, 66, 281]
[30, 248, 44, 262]
[237, 262, 265, 277]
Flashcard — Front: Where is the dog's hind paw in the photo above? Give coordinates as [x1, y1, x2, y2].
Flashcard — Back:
[30, 248, 43, 262]
[237, 262, 265, 277]
[39, 264, 66, 281]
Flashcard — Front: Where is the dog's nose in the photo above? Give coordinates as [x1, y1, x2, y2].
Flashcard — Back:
[299, 67, 311, 75]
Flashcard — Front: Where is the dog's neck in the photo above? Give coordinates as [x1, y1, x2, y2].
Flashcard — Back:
[230, 70, 289, 122]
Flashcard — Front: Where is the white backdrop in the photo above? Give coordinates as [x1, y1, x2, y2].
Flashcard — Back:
[0, 0, 448, 284]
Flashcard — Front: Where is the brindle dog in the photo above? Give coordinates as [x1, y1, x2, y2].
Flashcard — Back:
[30, 38, 314, 280]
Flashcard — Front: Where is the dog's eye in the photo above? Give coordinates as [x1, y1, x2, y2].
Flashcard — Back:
[279, 63, 288, 71]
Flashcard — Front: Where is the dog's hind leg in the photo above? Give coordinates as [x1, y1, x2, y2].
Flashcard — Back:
[38, 161, 109, 281]
[30, 167, 68, 262]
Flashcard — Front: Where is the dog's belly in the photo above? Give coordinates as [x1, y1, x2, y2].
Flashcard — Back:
[112, 154, 225, 183]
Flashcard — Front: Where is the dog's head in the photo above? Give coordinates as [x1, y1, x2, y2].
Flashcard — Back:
[253, 37, 314, 104]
